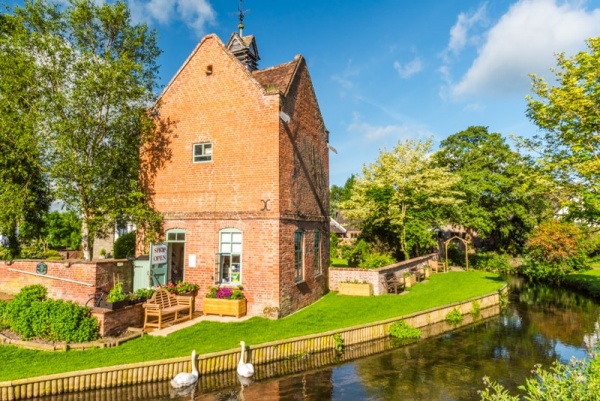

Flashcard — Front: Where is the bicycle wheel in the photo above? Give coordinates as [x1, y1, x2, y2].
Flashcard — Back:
[85, 295, 98, 308]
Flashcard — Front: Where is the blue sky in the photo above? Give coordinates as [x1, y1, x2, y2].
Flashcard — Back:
[9, 0, 600, 186]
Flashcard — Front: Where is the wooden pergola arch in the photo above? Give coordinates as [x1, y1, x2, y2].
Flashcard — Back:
[444, 235, 469, 271]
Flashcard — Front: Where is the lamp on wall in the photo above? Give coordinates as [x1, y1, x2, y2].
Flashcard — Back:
[279, 111, 290, 123]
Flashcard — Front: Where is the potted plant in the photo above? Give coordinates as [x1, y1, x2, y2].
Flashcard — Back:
[203, 286, 246, 317]
[100, 281, 128, 310]
[135, 287, 156, 302]
[402, 272, 414, 288]
[164, 281, 200, 311]
[339, 280, 372, 296]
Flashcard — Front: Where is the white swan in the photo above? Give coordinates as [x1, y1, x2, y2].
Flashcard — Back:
[237, 341, 255, 377]
[171, 350, 199, 388]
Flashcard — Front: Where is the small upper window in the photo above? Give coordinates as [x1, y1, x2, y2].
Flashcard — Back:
[193, 142, 213, 163]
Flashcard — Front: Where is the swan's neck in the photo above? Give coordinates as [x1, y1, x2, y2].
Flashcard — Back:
[239, 345, 245, 364]
[191, 353, 198, 375]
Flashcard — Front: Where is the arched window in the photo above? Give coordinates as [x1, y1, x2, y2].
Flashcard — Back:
[218, 229, 242, 285]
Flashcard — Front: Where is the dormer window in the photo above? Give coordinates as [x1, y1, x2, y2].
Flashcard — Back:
[193, 142, 212, 163]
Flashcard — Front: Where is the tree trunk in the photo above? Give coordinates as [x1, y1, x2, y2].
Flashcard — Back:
[81, 217, 92, 261]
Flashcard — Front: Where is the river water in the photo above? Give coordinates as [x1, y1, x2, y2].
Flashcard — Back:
[36, 277, 600, 401]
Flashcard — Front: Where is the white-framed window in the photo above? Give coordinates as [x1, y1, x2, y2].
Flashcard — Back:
[313, 229, 321, 276]
[294, 229, 304, 282]
[193, 142, 213, 163]
[217, 228, 242, 285]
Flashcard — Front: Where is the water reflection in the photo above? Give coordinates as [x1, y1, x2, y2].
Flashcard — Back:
[33, 280, 600, 401]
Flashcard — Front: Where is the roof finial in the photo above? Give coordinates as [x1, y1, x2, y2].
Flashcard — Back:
[238, 0, 245, 36]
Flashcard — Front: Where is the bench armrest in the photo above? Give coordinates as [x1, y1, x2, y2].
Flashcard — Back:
[175, 296, 193, 306]
[143, 303, 162, 312]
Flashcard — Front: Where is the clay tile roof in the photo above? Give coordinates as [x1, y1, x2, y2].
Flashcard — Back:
[241, 35, 255, 46]
[252, 55, 302, 95]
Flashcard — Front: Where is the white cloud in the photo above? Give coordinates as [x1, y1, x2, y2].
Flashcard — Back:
[347, 114, 430, 142]
[128, 0, 216, 37]
[393, 56, 423, 79]
[450, 0, 600, 98]
[447, 3, 488, 55]
[331, 59, 360, 97]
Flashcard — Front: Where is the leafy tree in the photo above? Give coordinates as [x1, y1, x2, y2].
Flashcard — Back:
[342, 138, 461, 260]
[525, 37, 600, 227]
[42, 211, 81, 250]
[522, 220, 589, 282]
[435, 126, 552, 254]
[2, 0, 163, 260]
[113, 231, 136, 259]
[330, 175, 355, 214]
[0, 9, 51, 256]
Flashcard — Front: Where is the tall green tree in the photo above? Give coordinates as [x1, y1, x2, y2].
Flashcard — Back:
[3, 0, 163, 259]
[525, 37, 600, 226]
[342, 138, 461, 260]
[0, 9, 51, 256]
[330, 175, 355, 215]
[435, 126, 552, 254]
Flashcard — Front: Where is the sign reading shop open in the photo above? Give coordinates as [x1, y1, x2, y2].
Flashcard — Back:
[151, 243, 168, 265]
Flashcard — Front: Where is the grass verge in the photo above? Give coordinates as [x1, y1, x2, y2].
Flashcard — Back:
[0, 270, 504, 381]
[563, 265, 600, 300]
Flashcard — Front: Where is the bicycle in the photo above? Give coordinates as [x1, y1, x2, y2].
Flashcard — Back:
[85, 287, 107, 308]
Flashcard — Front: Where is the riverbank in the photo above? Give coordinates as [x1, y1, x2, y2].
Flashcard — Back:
[563, 266, 600, 300]
[0, 271, 504, 383]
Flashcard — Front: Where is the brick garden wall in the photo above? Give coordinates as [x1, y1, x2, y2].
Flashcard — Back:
[329, 254, 437, 295]
[0, 259, 134, 305]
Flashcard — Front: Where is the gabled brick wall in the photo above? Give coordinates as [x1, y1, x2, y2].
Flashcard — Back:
[147, 33, 329, 318]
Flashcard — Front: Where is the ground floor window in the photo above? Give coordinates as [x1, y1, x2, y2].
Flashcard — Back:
[218, 229, 242, 285]
[314, 229, 321, 275]
[295, 229, 304, 282]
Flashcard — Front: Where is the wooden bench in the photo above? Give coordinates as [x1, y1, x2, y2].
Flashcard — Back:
[143, 289, 193, 330]
[380, 273, 405, 294]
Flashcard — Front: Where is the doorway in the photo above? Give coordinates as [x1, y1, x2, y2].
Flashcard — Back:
[166, 229, 186, 284]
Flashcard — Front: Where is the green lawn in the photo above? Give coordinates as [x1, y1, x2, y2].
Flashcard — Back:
[0, 270, 505, 381]
[563, 265, 600, 299]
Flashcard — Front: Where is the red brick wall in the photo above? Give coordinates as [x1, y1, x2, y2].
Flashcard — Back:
[147, 34, 329, 318]
[0, 259, 133, 305]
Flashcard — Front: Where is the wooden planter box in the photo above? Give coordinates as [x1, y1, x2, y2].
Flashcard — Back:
[203, 298, 247, 318]
[99, 300, 128, 310]
[402, 275, 415, 288]
[339, 282, 372, 296]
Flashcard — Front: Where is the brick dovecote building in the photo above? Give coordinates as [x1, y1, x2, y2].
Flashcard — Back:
[145, 31, 330, 318]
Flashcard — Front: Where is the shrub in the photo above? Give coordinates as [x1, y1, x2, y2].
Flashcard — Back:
[522, 220, 590, 282]
[359, 252, 395, 268]
[470, 252, 516, 274]
[113, 231, 136, 259]
[389, 320, 421, 340]
[44, 249, 63, 260]
[3, 285, 99, 342]
[445, 308, 463, 325]
[345, 240, 370, 267]
[0, 300, 8, 329]
[479, 349, 600, 400]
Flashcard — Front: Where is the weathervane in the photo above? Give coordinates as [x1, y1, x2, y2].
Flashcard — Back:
[238, 0, 249, 36]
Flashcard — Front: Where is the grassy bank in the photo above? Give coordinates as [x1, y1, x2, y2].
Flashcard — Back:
[563, 264, 600, 300]
[0, 271, 504, 381]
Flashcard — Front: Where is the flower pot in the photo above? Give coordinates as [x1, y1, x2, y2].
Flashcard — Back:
[339, 282, 372, 296]
[203, 298, 246, 318]
[402, 275, 414, 288]
[99, 300, 128, 310]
